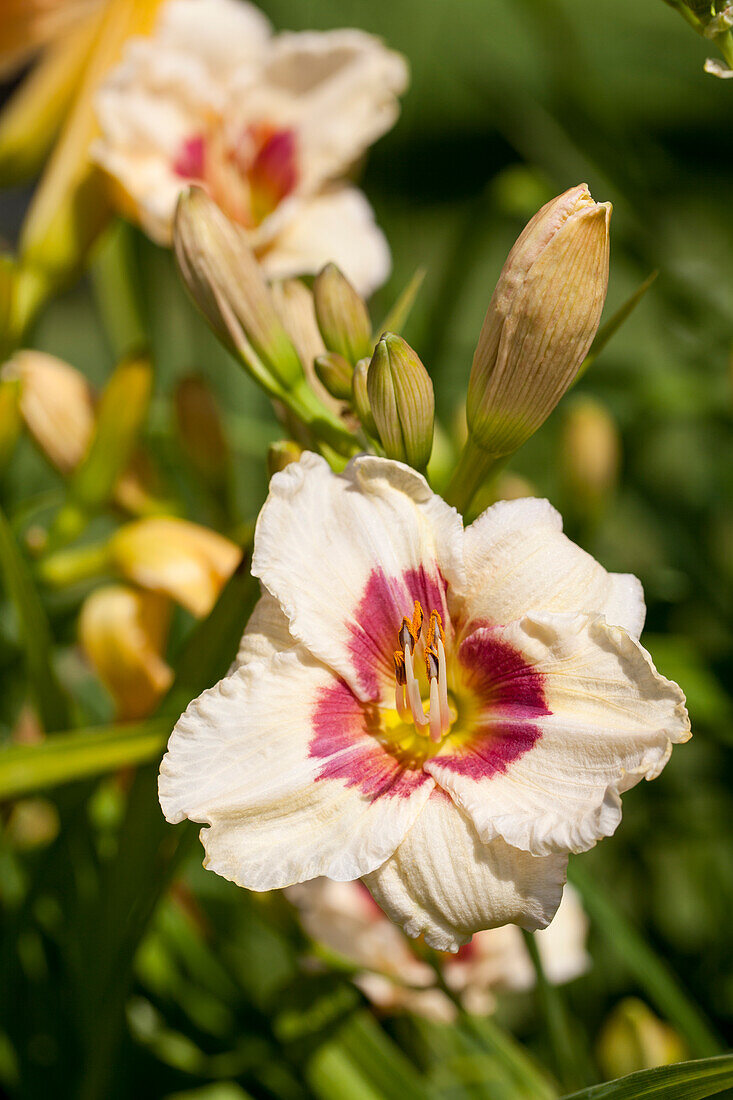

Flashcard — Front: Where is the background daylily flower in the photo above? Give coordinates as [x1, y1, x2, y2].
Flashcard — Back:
[92, 0, 409, 295]
[159, 453, 690, 950]
[287, 878, 589, 1020]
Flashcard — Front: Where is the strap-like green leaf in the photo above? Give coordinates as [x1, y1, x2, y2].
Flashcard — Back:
[560, 1054, 733, 1099]
[0, 502, 70, 732]
[570, 864, 723, 1057]
[0, 719, 169, 799]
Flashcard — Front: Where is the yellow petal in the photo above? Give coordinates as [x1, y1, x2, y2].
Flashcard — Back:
[79, 583, 173, 719]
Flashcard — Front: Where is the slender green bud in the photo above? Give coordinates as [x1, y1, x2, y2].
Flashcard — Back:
[173, 187, 304, 396]
[313, 263, 373, 365]
[466, 183, 611, 458]
[352, 358, 377, 437]
[367, 333, 435, 470]
[314, 352, 354, 401]
[267, 440, 304, 477]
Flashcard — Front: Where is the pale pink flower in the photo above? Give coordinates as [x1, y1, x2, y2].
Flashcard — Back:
[93, 0, 408, 295]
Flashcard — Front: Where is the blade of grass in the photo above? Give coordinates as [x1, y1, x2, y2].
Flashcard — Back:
[375, 267, 426, 340]
[570, 864, 724, 1058]
[559, 1053, 733, 1099]
[575, 270, 658, 382]
[0, 503, 70, 732]
[0, 719, 169, 799]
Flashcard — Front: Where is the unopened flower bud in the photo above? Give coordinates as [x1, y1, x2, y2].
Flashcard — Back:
[267, 440, 303, 477]
[597, 999, 686, 1081]
[367, 333, 434, 470]
[352, 357, 377, 437]
[467, 183, 611, 458]
[561, 397, 620, 512]
[110, 516, 241, 618]
[313, 263, 373, 365]
[2, 349, 94, 472]
[174, 187, 304, 396]
[314, 352, 354, 401]
[79, 584, 173, 720]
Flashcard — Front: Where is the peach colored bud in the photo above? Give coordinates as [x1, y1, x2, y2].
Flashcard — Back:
[174, 187, 304, 396]
[79, 584, 173, 719]
[467, 183, 611, 458]
[2, 349, 94, 472]
[110, 517, 241, 618]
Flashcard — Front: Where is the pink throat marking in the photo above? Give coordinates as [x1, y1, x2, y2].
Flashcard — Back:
[307, 567, 550, 798]
[172, 124, 298, 226]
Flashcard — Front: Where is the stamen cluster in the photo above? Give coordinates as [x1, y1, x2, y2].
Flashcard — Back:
[393, 600, 452, 742]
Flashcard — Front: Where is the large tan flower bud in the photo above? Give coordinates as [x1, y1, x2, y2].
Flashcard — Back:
[467, 184, 611, 458]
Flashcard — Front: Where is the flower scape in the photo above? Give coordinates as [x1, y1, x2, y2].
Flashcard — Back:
[1, 2, 728, 1096]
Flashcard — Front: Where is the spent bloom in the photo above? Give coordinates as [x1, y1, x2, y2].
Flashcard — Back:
[79, 584, 173, 719]
[2, 349, 94, 473]
[159, 454, 689, 950]
[287, 878, 589, 1020]
[92, 0, 408, 294]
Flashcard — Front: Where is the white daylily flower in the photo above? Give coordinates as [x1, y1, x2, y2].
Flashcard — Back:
[159, 454, 690, 951]
[286, 878, 589, 1020]
[92, 0, 407, 295]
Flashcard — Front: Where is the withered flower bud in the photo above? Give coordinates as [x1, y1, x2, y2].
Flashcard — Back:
[367, 333, 434, 470]
[313, 263, 373, 365]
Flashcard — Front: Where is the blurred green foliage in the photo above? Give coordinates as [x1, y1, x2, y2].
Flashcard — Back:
[0, 0, 732, 1096]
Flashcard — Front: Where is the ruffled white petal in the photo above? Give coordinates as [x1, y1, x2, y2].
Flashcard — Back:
[362, 791, 567, 952]
[233, 587, 296, 667]
[463, 497, 645, 638]
[428, 613, 690, 857]
[260, 186, 392, 297]
[238, 29, 408, 189]
[155, 0, 272, 70]
[252, 454, 465, 702]
[159, 647, 432, 888]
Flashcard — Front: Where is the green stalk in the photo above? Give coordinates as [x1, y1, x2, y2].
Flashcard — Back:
[522, 930, 591, 1092]
[444, 436, 505, 514]
[420, 949, 558, 1099]
[36, 538, 112, 588]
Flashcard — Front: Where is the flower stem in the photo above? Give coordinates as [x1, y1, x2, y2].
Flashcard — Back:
[37, 538, 112, 588]
[444, 436, 504, 514]
[522, 928, 591, 1092]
